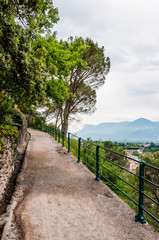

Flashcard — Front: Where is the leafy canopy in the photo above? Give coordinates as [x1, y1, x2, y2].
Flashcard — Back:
[0, 0, 59, 108]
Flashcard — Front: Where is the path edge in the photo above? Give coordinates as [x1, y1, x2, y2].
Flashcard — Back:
[1, 131, 31, 240]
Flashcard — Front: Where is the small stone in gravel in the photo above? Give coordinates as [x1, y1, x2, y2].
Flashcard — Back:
[105, 191, 113, 198]
[16, 181, 26, 185]
[7, 232, 16, 239]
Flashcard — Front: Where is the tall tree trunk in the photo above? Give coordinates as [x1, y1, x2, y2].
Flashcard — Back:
[63, 115, 69, 140]
[11, 109, 27, 146]
[62, 99, 71, 140]
[55, 111, 60, 128]
[28, 114, 33, 126]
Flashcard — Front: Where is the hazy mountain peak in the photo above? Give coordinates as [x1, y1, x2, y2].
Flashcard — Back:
[128, 118, 153, 127]
[76, 118, 159, 142]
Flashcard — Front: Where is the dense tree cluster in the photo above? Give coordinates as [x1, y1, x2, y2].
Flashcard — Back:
[0, 1, 110, 137]
[0, 0, 59, 106]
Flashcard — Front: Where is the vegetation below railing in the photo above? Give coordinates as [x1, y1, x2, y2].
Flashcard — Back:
[31, 124, 159, 231]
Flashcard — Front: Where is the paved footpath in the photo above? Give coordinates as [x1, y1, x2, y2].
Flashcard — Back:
[2, 129, 159, 240]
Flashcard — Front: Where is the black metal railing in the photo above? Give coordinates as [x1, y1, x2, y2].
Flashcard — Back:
[30, 124, 159, 228]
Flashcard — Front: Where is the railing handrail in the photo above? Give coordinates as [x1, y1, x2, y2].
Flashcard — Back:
[30, 124, 159, 229]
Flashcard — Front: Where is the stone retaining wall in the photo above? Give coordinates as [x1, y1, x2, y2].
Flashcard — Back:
[0, 133, 29, 239]
[0, 137, 17, 205]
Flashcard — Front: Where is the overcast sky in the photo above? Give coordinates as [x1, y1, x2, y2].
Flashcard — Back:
[53, 0, 159, 130]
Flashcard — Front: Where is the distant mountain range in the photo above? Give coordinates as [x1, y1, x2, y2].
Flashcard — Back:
[75, 118, 159, 142]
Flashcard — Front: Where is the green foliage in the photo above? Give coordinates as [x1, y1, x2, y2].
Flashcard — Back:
[1, 0, 110, 132]
[46, 79, 69, 104]
[144, 142, 159, 153]
[45, 36, 111, 135]
[140, 154, 159, 231]
[117, 142, 126, 147]
[126, 142, 141, 148]
[0, 93, 14, 124]
[67, 136, 159, 231]
[132, 150, 141, 158]
[0, 125, 18, 138]
[142, 154, 159, 201]
[153, 151, 159, 160]
[48, 123, 55, 127]
[104, 141, 128, 168]
[0, 0, 59, 108]
[0, 1, 59, 34]
[33, 116, 44, 126]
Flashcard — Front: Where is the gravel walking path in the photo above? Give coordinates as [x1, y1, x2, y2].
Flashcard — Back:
[2, 129, 159, 240]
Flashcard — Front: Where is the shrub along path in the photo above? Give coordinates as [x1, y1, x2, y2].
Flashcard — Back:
[2, 129, 159, 240]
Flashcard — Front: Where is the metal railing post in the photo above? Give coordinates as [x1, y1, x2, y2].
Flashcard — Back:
[62, 131, 64, 147]
[96, 145, 100, 181]
[68, 133, 70, 152]
[58, 129, 60, 143]
[52, 126, 54, 137]
[135, 161, 146, 224]
[55, 128, 57, 140]
[78, 138, 81, 163]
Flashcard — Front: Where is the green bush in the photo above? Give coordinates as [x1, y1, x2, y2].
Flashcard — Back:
[0, 125, 18, 139]
[33, 116, 44, 126]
